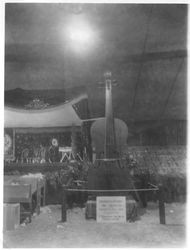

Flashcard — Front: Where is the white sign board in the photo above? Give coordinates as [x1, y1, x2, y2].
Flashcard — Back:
[96, 196, 126, 223]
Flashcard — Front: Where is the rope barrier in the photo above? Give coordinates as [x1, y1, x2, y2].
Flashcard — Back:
[95, 158, 125, 161]
[61, 183, 165, 225]
[66, 188, 158, 192]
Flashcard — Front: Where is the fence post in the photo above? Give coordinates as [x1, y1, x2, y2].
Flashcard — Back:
[158, 183, 166, 225]
[61, 185, 67, 222]
[36, 179, 41, 215]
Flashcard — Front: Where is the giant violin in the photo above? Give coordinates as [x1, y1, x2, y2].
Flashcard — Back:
[91, 71, 128, 159]
[88, 71, 133, 190]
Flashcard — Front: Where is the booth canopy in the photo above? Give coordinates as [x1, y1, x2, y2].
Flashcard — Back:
[4, 94, 88, 128]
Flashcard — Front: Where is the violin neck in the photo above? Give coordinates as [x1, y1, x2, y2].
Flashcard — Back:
[104, 79, 117, 158]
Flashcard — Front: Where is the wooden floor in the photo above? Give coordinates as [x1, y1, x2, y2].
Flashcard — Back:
[3, 202, 186, 248]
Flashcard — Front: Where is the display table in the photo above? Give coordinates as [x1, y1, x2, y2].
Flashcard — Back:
[4, 173, 46, 222]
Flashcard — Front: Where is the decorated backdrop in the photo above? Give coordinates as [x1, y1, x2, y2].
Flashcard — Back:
[13, 131, 82, 163]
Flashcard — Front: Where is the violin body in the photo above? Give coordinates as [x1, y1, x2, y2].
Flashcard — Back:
[91, 118, 128, 158]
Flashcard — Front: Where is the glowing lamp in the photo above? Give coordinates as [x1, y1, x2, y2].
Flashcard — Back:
[66, 19, 95, 54]
[69, 28, 92, 44]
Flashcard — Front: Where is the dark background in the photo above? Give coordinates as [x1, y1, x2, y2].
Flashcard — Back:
[4, 3, 187, 145]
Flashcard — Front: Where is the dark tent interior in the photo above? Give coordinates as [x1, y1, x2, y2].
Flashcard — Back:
[3, 3, 187, 248]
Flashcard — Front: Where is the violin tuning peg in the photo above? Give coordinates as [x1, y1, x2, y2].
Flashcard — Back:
[112, 80, 118, 86]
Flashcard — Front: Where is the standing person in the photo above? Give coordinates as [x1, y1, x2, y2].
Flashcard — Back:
[48, 138, 60, 163]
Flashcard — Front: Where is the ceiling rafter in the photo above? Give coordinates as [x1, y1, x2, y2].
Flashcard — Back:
[131, 5, 153, 115]
[159, 58, 185, 119]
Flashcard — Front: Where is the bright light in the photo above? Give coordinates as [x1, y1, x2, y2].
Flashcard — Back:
[66, 18, 96, 54]
[69, 28, 92, 44]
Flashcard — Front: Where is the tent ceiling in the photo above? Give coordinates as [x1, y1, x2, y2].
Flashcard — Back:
[4, 3, 187, 122]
